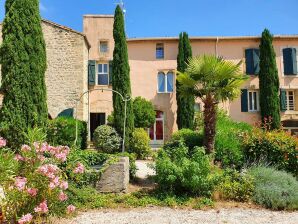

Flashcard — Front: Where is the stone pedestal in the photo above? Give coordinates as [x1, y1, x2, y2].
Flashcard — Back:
[96, 157, 129, 193]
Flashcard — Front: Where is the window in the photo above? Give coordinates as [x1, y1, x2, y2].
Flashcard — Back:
[97, 63, 109, 85]
[99, 41, 108, 53]
[156, 43, 164, 59]
[283, 48, 297, 75]
[158, 72, 174, 93]
[245, 48, 260, 75]
[286, 90, 295, 111]
[248, 90, 259, 112]
[194, 103, 201, 112]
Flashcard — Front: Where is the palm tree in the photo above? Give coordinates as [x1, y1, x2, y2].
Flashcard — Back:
[177, 55, 247, 154]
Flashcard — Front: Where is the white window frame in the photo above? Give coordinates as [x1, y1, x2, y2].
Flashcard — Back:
[157, 71, 174, 93]
[97, 63, 109, 86]
[156, 43, 165, 59]
[286, 90, 295, 111]
[281, 46, 298, 77]
[248, 90, 259, 112]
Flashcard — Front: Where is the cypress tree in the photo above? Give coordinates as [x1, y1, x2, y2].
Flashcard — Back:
[0, 0, 48, 148]
[259, 29, 280, 129]
[112, 5, 134, 147]
[176, 32, 195, 129]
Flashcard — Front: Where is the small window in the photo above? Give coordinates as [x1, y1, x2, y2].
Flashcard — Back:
[97, 63, 109, 85]
[248, 90, 259, 112]
[286, 90, 295, 111]
[283, 48, 297, 75]
[156, 43, 164, 59]
[194, 103, 201, 112]
[100, 41, 108, 53]
[157, 72, 174, 93]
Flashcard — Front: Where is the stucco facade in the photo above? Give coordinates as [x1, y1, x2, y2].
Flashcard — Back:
[0, 20, 90, 121]
[84, 15, 298, 143]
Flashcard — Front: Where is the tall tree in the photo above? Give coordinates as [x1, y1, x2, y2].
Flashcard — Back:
[112, 5, 134, 147]
[0, 0, 48, 148]
[176, 32, 195, 129]
[177, 55, 247, 153]
[259, 29, 280, 129]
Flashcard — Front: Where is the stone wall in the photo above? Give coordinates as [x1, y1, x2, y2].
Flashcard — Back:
[0, 20, 89, 121]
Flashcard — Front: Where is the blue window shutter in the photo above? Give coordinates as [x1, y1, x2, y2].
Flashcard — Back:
[241, 89, 248, 112]
[245, 49, 259, 75]
[253, 49, 260, 74]
[109, 60, 113, 85]
[280, 89, 287, 112]
[88, 60, 96, 85]
[283, 48, 297, 75]
[58, 108, 74, 118]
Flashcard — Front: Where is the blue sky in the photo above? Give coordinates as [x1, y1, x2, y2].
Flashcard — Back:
[0, 0, 297, 38]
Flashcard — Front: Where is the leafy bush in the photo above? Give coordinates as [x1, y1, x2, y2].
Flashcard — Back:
[248, 166, 298, 210]
[214, 169, 254, 202]
[93, 125, 122, 153]
[129, 128, 151, 159]
[133, 97, 155, 128]
[243, 128, 298, 175]
[0, 139, 82, 222]
[155, 141, 212, 195]
[171, 129, 203, 152]
[47, 117, 87, 149]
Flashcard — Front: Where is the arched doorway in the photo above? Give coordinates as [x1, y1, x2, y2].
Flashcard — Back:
[149, 110, 164, 145]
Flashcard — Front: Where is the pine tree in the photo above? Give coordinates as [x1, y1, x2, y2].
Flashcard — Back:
[259, 29, 280, 129]
[0, 0, 48, 148]
[176, 32, 195, 129]
[112, 5, 134, 147]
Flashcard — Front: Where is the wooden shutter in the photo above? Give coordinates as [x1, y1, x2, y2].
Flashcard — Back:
[241, 89, 248, 112]
[245, 49, 259, 75]
[280, 89, 287, 112]
[109, 60, 113, 85]
[88, 60, 96, 85]
[283, 48, 297, 75]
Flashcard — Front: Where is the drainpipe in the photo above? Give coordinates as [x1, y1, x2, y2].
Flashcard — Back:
[215, 37, 219, 57]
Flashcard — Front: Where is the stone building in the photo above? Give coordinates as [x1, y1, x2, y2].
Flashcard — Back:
[0, 19, 90, 121]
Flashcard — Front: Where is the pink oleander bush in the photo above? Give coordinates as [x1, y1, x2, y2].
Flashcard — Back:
[0, 138, 85, 223]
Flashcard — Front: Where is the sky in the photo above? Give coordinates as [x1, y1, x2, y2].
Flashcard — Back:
[0, 0, 297, 38]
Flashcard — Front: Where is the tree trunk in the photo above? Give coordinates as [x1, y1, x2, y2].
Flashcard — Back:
[203, 95, 217, 154]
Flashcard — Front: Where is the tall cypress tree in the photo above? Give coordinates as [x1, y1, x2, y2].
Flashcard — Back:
[259, 29, 280, 129]
[0, 0, 48, 148]
[176, 32, 195, 129]
[112, 5, 134, 147]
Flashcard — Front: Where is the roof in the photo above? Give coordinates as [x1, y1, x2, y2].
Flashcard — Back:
[127, 35, 298, 42]
[42, 19, 91, 48]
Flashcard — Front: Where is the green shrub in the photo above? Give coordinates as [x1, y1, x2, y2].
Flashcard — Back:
[129, 128, 151, 159]
[155, 141, 212, 195]
[47, 117, 87, 149]
[93, 125, 122, 153]
[133, 97, 155, 128]
[171, 129, 203, 152]
[215, 111, 252, 169]
[243, 128, 298, 175]
[214, 169, 254, 202]
[248, 166, 298, 210]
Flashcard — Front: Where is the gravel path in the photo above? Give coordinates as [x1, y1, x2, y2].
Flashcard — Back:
[57, 207, 298, 224]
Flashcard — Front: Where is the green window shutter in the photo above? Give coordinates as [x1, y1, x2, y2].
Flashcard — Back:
[58, 108, 74, 118]
[283, 48, 297, 75]
[88, 60, 96, 85]
[245, 49, 259, 75]
[109, 60, 113, 85]
[241, 89, 248, 112]
[280, 89, 287, 112]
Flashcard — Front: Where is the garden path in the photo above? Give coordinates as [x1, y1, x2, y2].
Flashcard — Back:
[135, 160, 155, 179]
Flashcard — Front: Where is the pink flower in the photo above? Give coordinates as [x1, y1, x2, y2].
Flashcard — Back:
[15, 177, 27, 191]
[49, 177, 60, 189]
[0, 137, 6, 148]
[67, 205, 76, 214]
[27, 188, 38, 197]
[58, 192, 68, 201]
[73, 163, 85, 174]
[37, 155, 45, 162]
[60, 181, 68, 190]
[18, 213, 33, 224]
[55, 152, 67, 162]
[34, 200, 48, 213]
[21, 144, 31, 152]
[37, 164, 59, 179]
[14, 154, 25, 161]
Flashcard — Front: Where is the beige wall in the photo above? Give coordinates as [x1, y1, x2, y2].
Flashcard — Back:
[0, 21, 89, 121]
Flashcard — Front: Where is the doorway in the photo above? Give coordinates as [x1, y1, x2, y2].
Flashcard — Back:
[90, 113, 106, 140]
[149, 110, 164, 145]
